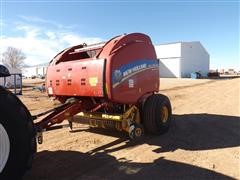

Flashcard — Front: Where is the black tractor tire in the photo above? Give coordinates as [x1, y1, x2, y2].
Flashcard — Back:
[0, 87, 36, 180]
[142, 94, 172, 134]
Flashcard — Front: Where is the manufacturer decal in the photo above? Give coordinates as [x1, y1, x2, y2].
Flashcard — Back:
[112, 59, 158, 88]
[113, 70, 122, 83]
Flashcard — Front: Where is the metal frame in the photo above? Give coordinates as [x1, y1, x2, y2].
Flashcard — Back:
[34, 98, 142, 144]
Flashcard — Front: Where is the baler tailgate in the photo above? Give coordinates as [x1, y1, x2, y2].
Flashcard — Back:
[47, 59, 105, 97]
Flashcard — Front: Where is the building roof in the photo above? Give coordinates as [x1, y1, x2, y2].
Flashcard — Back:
[154, 41, 201, 46]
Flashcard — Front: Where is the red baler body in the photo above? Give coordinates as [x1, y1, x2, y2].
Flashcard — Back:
[46, 33, 159, 104]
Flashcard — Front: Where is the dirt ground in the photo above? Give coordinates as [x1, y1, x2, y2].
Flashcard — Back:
[21, 77, 240, 180]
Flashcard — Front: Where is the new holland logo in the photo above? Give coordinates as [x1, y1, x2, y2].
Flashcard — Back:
[112, 60, 159, 88]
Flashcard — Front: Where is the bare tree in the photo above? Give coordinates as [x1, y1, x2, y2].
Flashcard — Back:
[1, 47, 26, 69]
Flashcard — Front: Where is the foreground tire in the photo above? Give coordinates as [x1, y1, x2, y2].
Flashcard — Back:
[142, 94, 172, 134]
[0, 87, 36, 180]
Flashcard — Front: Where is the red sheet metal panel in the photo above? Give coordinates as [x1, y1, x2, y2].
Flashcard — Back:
[106, 38, 159, 104]
[110, 59, 159, 104]
[46, 59, 105, 97]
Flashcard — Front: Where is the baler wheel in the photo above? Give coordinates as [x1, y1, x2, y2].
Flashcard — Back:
[142, 94, 172, 134]
[0, 87, 36, 180]
[129, 123, 144, 139]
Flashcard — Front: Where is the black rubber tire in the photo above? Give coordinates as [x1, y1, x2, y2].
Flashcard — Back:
[0, 87, 36, 180]
[142, 94, 172, 134]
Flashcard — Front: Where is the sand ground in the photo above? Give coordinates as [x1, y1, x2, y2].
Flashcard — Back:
[22, 77, 240, 180]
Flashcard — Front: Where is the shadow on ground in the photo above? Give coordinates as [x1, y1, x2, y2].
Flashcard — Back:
[86, 113, 240, 153]
[24, 150, 233, 180]
[24, 113, 239, 180]
[154, 113, 240, 153]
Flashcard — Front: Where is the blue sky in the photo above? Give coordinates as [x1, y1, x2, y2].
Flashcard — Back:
[0, 1, 239, 69]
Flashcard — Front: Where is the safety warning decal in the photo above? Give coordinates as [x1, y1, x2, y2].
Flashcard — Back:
[89, 77, 98, 86]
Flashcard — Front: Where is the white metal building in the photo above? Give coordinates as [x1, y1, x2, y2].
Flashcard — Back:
[154, 41, 210, 78]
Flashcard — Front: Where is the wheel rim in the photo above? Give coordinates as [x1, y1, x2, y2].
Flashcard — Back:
[135, 127, 142, 137]
[161, 106, 169, 123]
[0, 123, 10, 173]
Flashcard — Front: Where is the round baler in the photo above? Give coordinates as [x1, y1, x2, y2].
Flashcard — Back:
[45, 33, 172, 138]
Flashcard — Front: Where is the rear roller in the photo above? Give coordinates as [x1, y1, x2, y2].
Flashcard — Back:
[0, 87, 36, 180]
[142, 94, 172, 134]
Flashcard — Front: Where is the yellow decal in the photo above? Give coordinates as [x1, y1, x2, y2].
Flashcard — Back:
[89, 77, 98, 86]
[102, 114, 121, 121]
